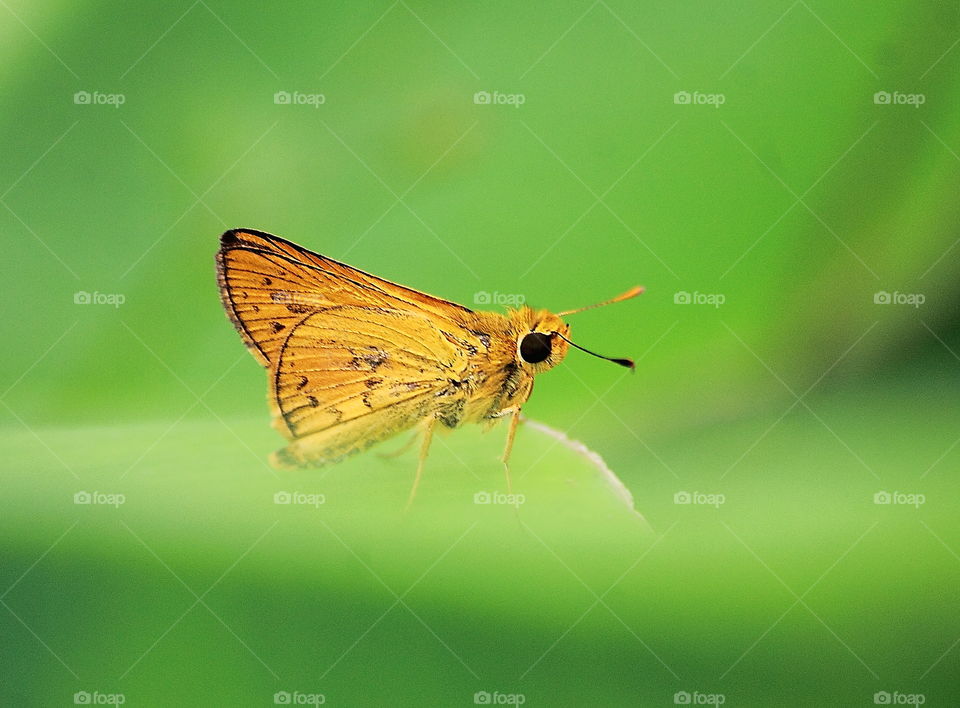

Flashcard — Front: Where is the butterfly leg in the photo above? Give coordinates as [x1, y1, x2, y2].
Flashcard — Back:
[404, 416, 436, 512]
[501, 408, 522, 499]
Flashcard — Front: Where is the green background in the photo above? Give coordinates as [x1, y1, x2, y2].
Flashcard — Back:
[2, 1, 959, 705]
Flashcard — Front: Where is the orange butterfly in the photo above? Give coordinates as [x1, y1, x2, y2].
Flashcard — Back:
[216, 229, 641, 505]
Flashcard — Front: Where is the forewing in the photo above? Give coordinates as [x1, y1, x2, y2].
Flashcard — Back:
[216, 228, 475, 367]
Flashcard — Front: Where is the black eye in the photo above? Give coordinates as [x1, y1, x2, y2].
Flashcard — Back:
[519, 332, 552, 364]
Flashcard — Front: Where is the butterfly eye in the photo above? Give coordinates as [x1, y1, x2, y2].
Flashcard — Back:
[519, 332, 552, 364]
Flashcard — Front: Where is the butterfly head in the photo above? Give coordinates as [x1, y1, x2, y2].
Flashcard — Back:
[515, 311, 571, 374]
[513, 285, 645, 373]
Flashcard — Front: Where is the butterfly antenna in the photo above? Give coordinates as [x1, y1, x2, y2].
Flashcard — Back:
[556, 285, 644, 317]
[553, 332, 635, 370]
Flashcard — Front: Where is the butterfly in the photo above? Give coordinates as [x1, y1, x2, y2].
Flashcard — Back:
[216, 229, 641, 505]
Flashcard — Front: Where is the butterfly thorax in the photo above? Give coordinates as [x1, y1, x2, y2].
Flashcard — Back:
[451, 306, 569, 425]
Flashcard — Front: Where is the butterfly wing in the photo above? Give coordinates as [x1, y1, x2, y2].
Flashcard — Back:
[216, 229, 482, 467]
[270, 305, 469, 467]
[216, 228, 475, 367]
